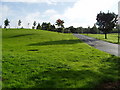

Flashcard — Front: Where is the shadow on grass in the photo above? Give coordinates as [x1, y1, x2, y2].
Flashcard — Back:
[94, 55, 120, 89]
[25, 55, 120, 88]
[28, 69, 102, 88]
[10, 34, 34, 38]
[27, 39, 82, 46]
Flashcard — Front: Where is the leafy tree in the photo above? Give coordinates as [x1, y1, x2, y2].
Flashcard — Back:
[47, 22, 51, 30]
[41, 22, 51, 30]
[76, 27, 83, 33]
[36, 23, 41, 29]
[68, 26, 76, 33]
[18, 20, 21, 26]
[41, 22, 45, 30]
[90, 24, 99, 34]
[87, 26, 90, 34]
[49, 24, 56, 31]
[64, 27, 71, 33]
[4, 18, 10, 28]
[55, 19, 64, 33]
[18, 20, 22, 28]
[55, 19, 64, 28]
[33, 21, 36, 26]
[32, 21, 37, 29]
[96, 11, 118, 39]
[28, 23, 30, 28]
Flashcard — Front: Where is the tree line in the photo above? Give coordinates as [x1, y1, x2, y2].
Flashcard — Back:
[2, 11, 118, 39]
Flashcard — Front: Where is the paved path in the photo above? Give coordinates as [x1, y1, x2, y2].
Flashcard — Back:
[73, 34, 120, 57]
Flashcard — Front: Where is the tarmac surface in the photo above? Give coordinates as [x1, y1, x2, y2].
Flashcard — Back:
[73, 34, 120, 57]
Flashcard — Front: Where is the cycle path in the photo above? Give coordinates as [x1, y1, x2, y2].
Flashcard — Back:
[73, 34, 120, 57]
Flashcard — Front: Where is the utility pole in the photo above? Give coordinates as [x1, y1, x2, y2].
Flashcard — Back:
[117, 24, 120, 44]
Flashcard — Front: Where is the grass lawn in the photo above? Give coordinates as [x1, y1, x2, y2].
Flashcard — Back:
[2, 29, 120, 88]
[82, 33, 120, 44]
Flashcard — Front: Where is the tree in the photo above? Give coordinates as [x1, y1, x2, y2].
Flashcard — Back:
[41, 22, 47, 30]
[68, 26, 76, 33]
[32, 21, 37, 29]
[87, 26, 90, 34]
[4, 18, 10, 28]
[28, 23, 30, 28]
[41, 22, 51, 30]
[90, 24, 99, 34]
[55, 19, 64, 33]
[64, 27, 71, 33]
[55, 19, 64, 28]
[76, 27, 83, 33]
[18, 20, 21, 28]
[47, 22, 51, 30]
[36, 23, 41, 29]
[49, 24, 56, 31]
[96, 11, 118, 39]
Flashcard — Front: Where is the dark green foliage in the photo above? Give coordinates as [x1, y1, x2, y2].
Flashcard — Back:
[32, 21, 37, 29]
[4, 18, 10, 28]
[96, 11, 118, 39]
[90, 24, 99, 34]
[18, 20, 21, 27]
[76, 27, 84, 33]
[55, 19, 64, 28]
[64, 28, 71, 33]
[49, 24, 56, 31]
[55, 19, 64, 33]
[68, 26, 76, 33]
[33, 21, 36, 26]
[56, 28, 63, 33]
[32, 26, 35, 29]
[36, 23, 41, 29]
[41, 22, 51, 30]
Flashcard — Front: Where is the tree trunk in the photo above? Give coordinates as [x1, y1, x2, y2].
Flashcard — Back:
[105, 33, 107, 39]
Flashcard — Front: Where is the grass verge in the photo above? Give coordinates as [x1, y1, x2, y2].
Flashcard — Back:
[2, 29, 120, 88]
[82, 33, 120, 44]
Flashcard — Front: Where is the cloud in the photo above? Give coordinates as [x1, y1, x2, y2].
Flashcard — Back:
[1, 0, 55, 5]
[61, 0, 119, 27]
[20, 9, 63, 28]
[0, 5, 13, 27]
[43, 9, 63, 24]
[0, 5, 9, 19]
[20, 10, 57, 28]
[44, 9, 57, 15]
[21, 12, 41, 28]
[1, 0, 119, 28]
[1, 0, 79, 4]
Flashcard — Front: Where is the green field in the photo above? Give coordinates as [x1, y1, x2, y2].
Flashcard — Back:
[82, 33, 120, 44]
[2, 29, 120, 88]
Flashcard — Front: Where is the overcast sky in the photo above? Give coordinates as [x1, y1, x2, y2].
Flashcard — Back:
[0, 0, 119, 28]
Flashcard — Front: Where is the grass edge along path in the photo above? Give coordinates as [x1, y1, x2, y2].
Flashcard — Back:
[81, 33, 120, 44]
[2, 29, 120, 88]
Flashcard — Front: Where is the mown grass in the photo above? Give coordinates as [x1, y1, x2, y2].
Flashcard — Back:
[0, 28, 2, 89]
[2, 29, 120, 88]
[82, 33, 120, 44]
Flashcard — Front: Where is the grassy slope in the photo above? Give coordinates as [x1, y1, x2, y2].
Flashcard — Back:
[0, 28, 2, 89]
[82, 33, 120, 44]
[2, 29, 120, 88]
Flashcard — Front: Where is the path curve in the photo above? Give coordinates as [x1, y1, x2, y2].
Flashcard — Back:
[73, 34, 120, 57]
